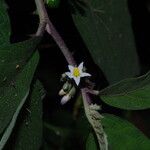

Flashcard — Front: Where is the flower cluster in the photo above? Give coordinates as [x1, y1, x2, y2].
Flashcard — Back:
[59, 62, 91, 105]
[65, 62, 91, 86]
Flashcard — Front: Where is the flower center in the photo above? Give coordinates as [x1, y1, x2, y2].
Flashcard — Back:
[73, 67, 80, 77]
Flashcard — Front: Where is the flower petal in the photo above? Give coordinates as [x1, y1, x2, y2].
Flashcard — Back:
[73, 77, 80, 86]
[78, 62, 84, 71]
[65, 72, 73, 78]
[81, 72, 91, 77]
[68, 65, 74, 72]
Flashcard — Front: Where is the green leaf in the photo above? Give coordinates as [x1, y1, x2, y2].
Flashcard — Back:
[0, 6, 41, 142]
[86, 133, 98, 150]
[0, 90, 29, 149]
[43, 141, 53, 150]
[0, 37, 40, 85]
[101, 114, 150, 150]
[0, 35, 40, 135]
[3, 80, 44, 150]
[99, 71, 150, 110]
[86, 114, 150, 150]
[72, 0, 139, 84]
[0, 1, 42, 148]
[0, 51, 39, 148]
[43, 110, 75, 150]
[44, 122, 72, 148]
[0, 0, 11, 45]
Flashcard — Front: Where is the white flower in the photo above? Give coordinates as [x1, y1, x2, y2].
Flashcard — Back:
[65, 62, 91, 86]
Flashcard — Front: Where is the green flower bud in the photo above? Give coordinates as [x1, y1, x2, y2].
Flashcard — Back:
[46, 0, 60, 8]
[63, 81, 72, 92]
[68, 86, 76, 98]
[58, 89, 66, 96]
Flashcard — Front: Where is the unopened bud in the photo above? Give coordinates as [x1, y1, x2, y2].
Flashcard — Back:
[68, 86, 76, 98]
[61, 94, 71, 105]
[63, 81, 72, 92]
[58, 89, 66, 96]
[45, 0, 60, 9]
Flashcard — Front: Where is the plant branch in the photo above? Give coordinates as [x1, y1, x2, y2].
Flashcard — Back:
[81, 88, 92, 104]
[34, 1, 108, 148]
[35, 0, 76, 66]
[34, 0, 94, 107]
[81, 88, 108, 150]
[34, 0, 94, 104]
[36, 21, 47, 36]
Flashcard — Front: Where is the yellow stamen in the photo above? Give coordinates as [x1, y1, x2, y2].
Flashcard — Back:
[73, 67, 80, 77]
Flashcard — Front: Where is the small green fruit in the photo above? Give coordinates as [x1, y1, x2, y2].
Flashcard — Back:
[46, 0, 60, 8]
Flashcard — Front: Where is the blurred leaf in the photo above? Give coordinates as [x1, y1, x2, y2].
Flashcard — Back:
[99, 71, 150, 110]
[44, 122, 72, 140]
[43, 110, 91, 150]
[44, 122, 72, 148]
[43, 141, 53, 150]
[75, 112, 91, 140]
[0, 91, 29, 149]
[48, 110, 74, 127]
[43, 110, 75, 150]
[86, 133, 98, 150]
[0, 0, 11, 45]
[101, 114, 150, 150]
[4, 80, 44, 150]
[0, 52, 39, 148]
[46, 0, 60, 8]
[72, 0, 139, 84]
[87, 114, 150, 150]
[0, 1, 42, 149]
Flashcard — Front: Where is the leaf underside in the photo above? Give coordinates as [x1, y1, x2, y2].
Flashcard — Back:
[72, 0, 139, 84]
[100, 71, 150, 110]
[0, 0, 42, 148]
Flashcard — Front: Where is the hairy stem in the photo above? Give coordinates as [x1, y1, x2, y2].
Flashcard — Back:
[81, 88, 92, 104]
[34, 0, 93, 106]
[35, 0, 76, 66]
[81, 89, 108, 150]
[34, 0, 93, 111]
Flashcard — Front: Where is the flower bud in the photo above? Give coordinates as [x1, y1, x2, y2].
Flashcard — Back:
[45, 0, 60, 8]
[61, 94, 71, 105]
[63, 81, 72, 92]
[58, 89, 66, 96]
[68, 86, 76, 98]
